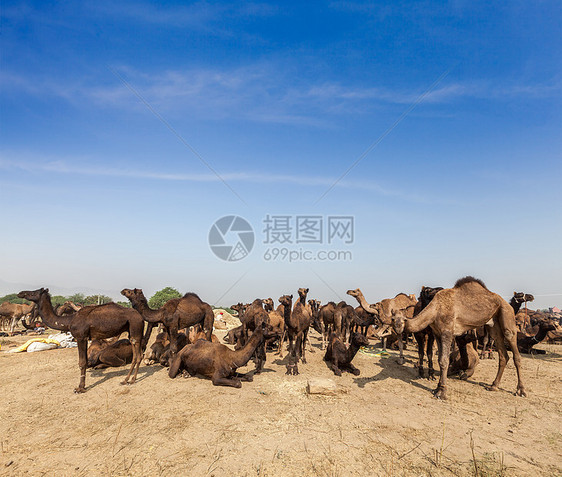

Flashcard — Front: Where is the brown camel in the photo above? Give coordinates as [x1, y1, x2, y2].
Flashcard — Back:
[168, 323, 270, 387]
[18, 288, 147, 393]
[514, 320, 556, 354]
[87, 338, 133, 369]
[121, 288, 213, 357]
[279, 293, 311, 375]
[347, 288, 416, 364]
[0, 302, 35, 334]
[324, 331, 369, 376]
[318, 302, 343, 350]
[390, 277, 526, 400]
[56, 301, 83, 316]
[238, 299, 269, 373]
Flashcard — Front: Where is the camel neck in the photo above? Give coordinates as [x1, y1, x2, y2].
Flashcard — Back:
[510, 298, 522, 314]
[534, 325, 550, 342]
[355, 293, 377, 315]
[283, 301, 292, 326]
[347, 340, 363, 359]
[404, 303, 435, 333]
[233, 330, 263, 367]
[38, 293, 72, 331]
[131, 296, 161, 323]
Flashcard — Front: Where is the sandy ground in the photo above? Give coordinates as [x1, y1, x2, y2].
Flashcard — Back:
[0, 329, 560, 477]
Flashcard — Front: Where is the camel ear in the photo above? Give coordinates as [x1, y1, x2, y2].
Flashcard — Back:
[290, 294, 293, 299]
[44, 288, 49, 293]
[306, 288, 309, 293]
[513, 292, 517, 296]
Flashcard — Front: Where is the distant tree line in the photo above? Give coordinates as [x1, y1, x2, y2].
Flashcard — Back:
[0, 287, 188, 309]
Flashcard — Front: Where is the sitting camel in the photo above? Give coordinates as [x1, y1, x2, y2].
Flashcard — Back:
[168, 323, 271, 387]
[87, 338, 133, 369]
[447, 331, 479, 379]
[18, 288, 149, 393]
[389, 277, 526, 400]
[324, 332, 369, 376]
[514, 320, 556, 354]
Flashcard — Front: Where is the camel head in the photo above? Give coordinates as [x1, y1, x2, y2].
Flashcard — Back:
[231, 303, 247, 316]
[390, 309, 406, 336]
[349, 332, 370, 347]
[346, 289, 361, 298]
[120, 288, 146, 304]
[262, 298, 274, 312]
[279, 294, 293, 308]
[297, 288, 309, 301]
[17, 288, 49, 303]
[308, 299, 321, 314]
[513, 292, 534, 303]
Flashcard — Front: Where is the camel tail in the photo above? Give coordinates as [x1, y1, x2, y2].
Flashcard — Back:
[204, 308, 214, 341]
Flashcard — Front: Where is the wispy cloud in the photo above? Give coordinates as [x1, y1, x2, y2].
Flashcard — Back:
[2, 65, 559, 127]
[0, 155, 432, 203]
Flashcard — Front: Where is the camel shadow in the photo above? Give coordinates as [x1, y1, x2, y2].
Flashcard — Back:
[352, 355, 434, 393]
[87, 364, 163, 390]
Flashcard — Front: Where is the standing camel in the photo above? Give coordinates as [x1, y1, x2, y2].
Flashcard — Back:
[0, 302, 35, 334]
[18, 288, 147, 393]
[279, 293, 311, 375]
[389, 277, 526, 400]
[121, 288, 214, 357]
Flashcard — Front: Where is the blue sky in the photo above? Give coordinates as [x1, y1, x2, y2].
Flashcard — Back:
[1, 1, 561, 308]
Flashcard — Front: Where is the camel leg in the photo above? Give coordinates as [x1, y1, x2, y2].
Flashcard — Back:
[234, 372, 254, 382]
[345, 363, 361, 376]
[301, 329, 309, 364]
[212, 372, 242, 388]
[489, 323, 509, 392]
[495, 312, 526, 397]
[414, 332, 425, 378]
[168, 325, 180, 356]
[396, 333, 405, 365]
[141, 322, 155, 352]
[100, 354, 126, 367]
[75, 339, 88, 393]
[329, 359, 342, 376]
[427, 331, 435, 380]
[121, 339, 140, 385]
[434, 332, 453, 400]
[276, 329, 285, 358]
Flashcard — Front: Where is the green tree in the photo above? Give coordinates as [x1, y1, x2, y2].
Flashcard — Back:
[84, 295, 113, 305]
[149, 287, 182, 309]
[116, 301, 132, 308]
[50, 295, 67, 307]
[67, 293, 86, 305]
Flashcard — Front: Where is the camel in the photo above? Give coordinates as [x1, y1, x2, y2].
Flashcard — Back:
[389, 277, 526, 400]
[317, 302, 343, 350]
[515, 320, 556, 354]
[412, 286, 443, 380]
[279, 293, 311, 375]
[336, 301, 357, 342]
[56, 301, 82, 316]
[324, 332, 369, 376]
[350, 306, 377, 336]
[0, 302, 35, 334]
[347, 289, 416, 364]
[237, 299, 269, 373]
[87, 338, 133, 369]
[448, 333, 479, 379]
[121, 288, 213, 357]
[168, 323, 271, 387]
[18, 288, 147, 393]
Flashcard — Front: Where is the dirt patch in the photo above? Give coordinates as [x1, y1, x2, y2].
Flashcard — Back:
[0, 331, 560, 476]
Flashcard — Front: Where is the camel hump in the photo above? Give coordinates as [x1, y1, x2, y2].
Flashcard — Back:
[183, 292, 202, 301]
[454, 276, 488, 290]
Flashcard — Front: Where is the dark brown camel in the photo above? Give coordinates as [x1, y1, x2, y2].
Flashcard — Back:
[18, 288, 148, 393]
[121, 288, 213, 357]
[412, 286, 443, 380]
[448, 332, 479, 379]
[87, 338, 133, 369]
[168, 323, 270, 387]
[324, 332, 369, 376]
[515, 320, 556, 354]
[279, 293, 311, 375]
[390, 277, 526, 400]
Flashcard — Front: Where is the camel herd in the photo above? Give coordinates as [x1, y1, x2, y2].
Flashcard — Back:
[8, 276, 561, 399]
